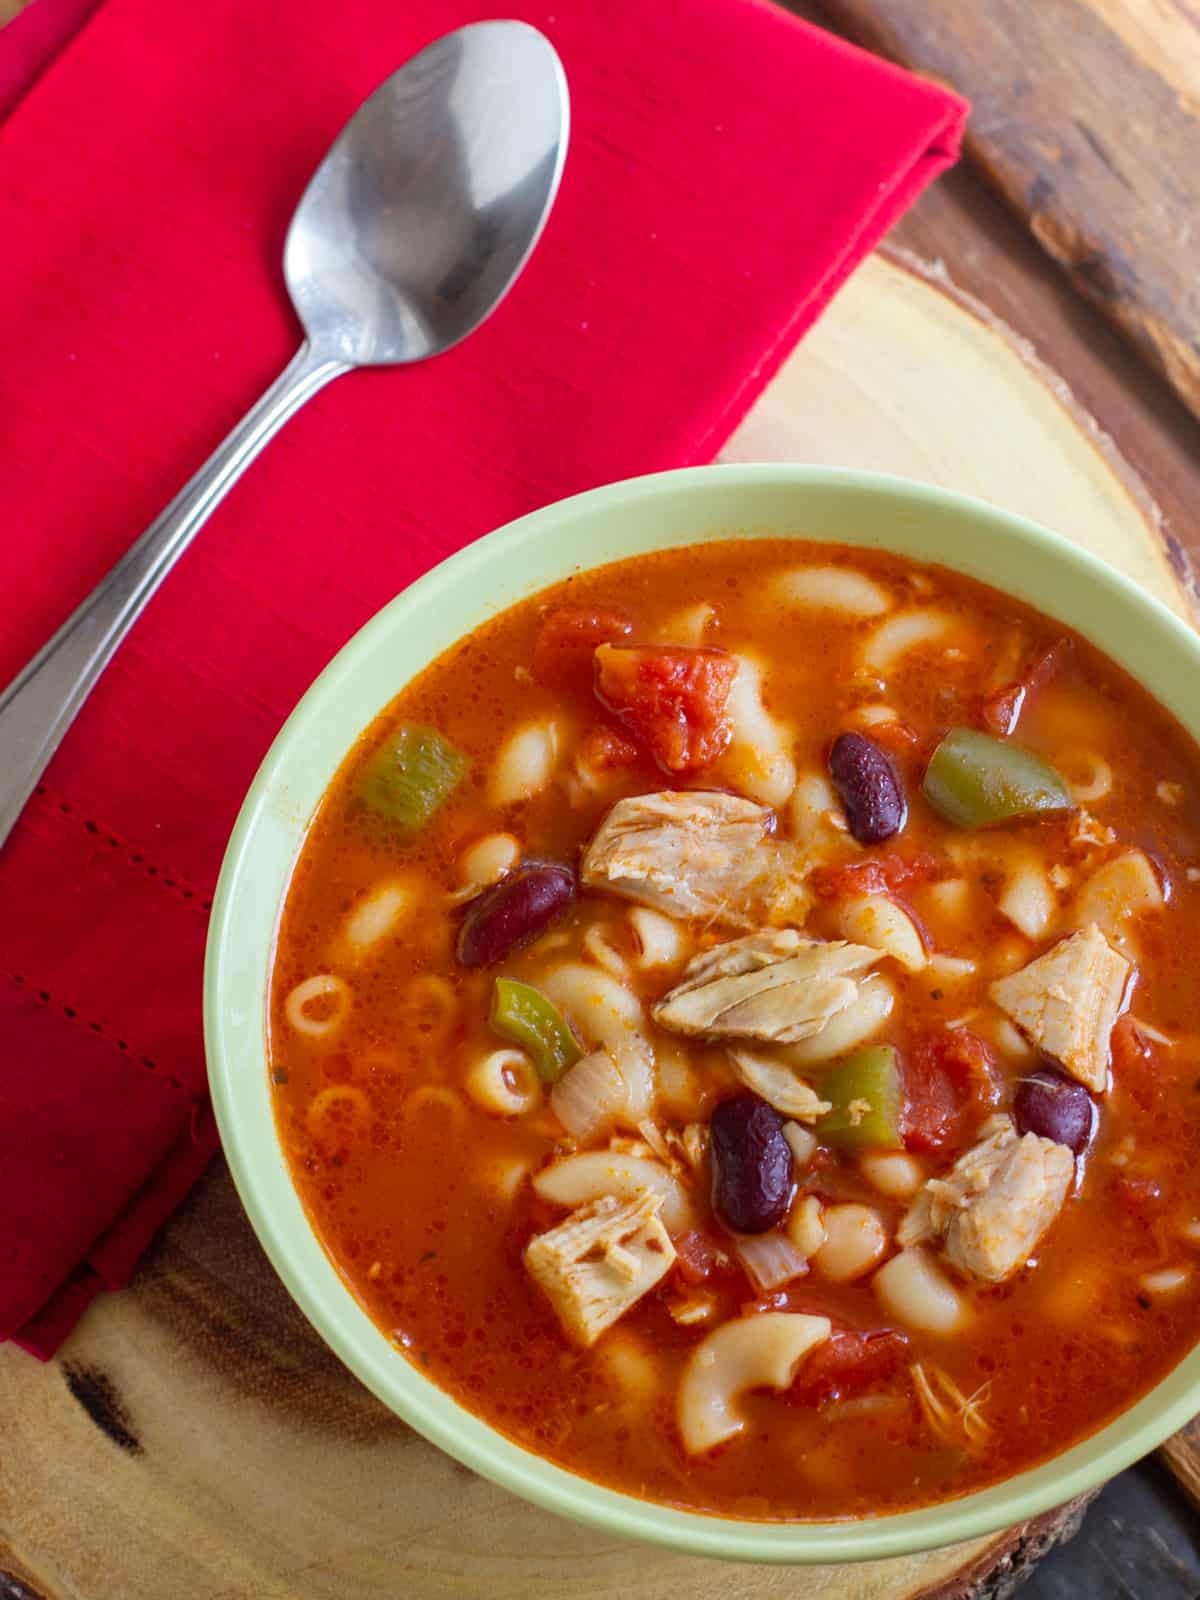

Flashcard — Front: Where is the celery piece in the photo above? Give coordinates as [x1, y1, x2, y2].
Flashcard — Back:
[818, 1045, 903, 1151]
[923, 727, 1072, 830]
[357, 724, 466, 838]
[490, 978, 583, 1084]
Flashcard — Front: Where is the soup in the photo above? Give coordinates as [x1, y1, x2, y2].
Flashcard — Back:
[268, 540, 1200, 1520]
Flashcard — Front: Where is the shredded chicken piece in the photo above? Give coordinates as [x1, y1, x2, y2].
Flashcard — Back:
[900, 1115, 1073, 1282]
[728, 1049, 832, 1119]
[911, 1361, 991, 1450]
[607, 1136, 654, 1158]
[524, 1192, 675, 1347]
[636, 1119, 673, 1165]
[652, 930, 878, 1044]
[680, 1122, 709, 1172]
[1069, 810, 1116, 851]
[603, 1239, 642, 1282]
[581, 790, 810, 929]
[989, 923, 1130, 1092]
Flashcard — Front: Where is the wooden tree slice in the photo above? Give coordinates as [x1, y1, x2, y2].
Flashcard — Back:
[724, 252, 1191, 621]
[1, 251, 1191, 1600]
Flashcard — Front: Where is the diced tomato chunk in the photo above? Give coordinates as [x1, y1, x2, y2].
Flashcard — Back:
[1111, 1014, 1167, 1113]
[1112, 1013, 1152, 1075]
[577, 723, 641, 774]
[788, 1327, 909, 1406]
[811, 853, 940, 901]
[532, 606, 633, 691]
[864, 718, 920, 752]
[980, 685, 1022, 738]
[673, 1230, 720, 1286]
[979, 639, 1070, 736]
[594, 644, 737, 773]
[902, 1028, 1002, 1154]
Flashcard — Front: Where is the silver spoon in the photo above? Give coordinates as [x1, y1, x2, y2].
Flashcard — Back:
[0, 20, 568, 849]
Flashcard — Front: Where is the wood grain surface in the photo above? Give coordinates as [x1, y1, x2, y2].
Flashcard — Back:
[1160, 1419, 1200, 1512]
[817, 0, 1200, 425]
[4, 251, 1193, 1600]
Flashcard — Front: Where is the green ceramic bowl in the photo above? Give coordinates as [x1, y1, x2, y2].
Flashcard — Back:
[205, 465, 1200, 1563]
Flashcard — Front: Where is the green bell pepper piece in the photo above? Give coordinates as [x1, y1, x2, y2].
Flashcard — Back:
[357, 723, 467, 838]
[490, 978, 583, 1084]
[922, 726, 1072, 830]
[818, 1045, 904, 1151]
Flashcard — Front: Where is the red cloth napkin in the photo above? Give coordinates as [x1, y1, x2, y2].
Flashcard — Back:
[0, 0, 965, 1357]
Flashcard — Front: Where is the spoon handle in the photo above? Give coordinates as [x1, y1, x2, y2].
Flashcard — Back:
[0, 340, 348, 851]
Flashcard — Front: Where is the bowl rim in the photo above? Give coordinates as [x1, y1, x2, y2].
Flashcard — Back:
[205, 463, 1200, 1563]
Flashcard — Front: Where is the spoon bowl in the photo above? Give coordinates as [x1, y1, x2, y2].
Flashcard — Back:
[285, 22, 569, 363]
[0, 21, 569, 850]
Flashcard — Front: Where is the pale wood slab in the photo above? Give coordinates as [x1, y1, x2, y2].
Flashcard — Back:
[1, 252, 1190, 1599]
[817, 0, 1200, 425]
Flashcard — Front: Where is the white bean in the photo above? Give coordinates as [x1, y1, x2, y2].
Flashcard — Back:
[489, 718, 561, 805]
[924, 878, 972, 923]
[342, 881, 410, 952]
[627, 906, 687, 970]
[458, 832, 520, 887]
[873, 1247, 967, 1335]
[813, 1204, 888, 1283]
[989, 936, 1031, 977]
[859, 1150, 923, 1200]
[770, 565, 892, 617]
[978, 1014, 1036, 1065]
[653, 1038, 702, 1119]
[597, 1329, 661, 1398]
[786, 1194, 826, 1258]
[781, 1121, 817, 1167]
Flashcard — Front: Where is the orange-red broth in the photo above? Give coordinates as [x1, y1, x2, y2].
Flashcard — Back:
[269, 541, 1200, 1520]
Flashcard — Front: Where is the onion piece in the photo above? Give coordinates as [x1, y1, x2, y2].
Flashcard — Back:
[733, 1230, 809, 1292]
[549, 1049, 626, 1140]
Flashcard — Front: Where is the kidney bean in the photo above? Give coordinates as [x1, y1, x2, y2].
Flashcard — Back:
[829, 732, 907, 844]
[1013, 1065, 1096, 1156]
[456, 861, 574, 968]
[710, 1092, 793, 1234]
